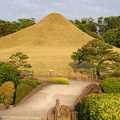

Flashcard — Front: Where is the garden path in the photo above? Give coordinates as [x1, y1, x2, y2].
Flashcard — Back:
[0, 81, 96, 120]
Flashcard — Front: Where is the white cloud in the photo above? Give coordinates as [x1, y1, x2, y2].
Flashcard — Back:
[0, 0, 120, 22]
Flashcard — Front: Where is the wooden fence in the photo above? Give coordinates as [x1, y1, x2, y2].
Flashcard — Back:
[20, 74, 102, 83]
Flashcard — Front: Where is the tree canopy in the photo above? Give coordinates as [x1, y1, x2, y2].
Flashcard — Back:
[0, 20, 14, 37]
[104, 27, 120, 48]
[0, 18, 35, 37]
[0, 62, 20, 86]
[71, 39, 120, 79]
[70, 16, 120, 48]
[9, 52, 32, 69]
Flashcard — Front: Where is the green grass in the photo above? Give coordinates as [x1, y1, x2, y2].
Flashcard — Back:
[0, 13, 119, 76]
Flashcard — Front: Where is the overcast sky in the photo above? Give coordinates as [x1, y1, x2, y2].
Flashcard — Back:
[0, 0, 120, 22]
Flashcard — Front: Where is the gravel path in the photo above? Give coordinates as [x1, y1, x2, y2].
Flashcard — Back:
[0, 81, 95, 120]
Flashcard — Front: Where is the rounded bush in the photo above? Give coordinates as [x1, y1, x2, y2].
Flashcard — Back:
[99, 77, 120, 93]
[80, 93, 120, 120]
[15, 83, 33, 104]
[47, 77, 70, 85]
[0, 81, 15, 105]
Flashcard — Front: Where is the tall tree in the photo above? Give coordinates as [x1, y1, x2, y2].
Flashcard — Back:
[97, 16, 120, 37]
[71, 39, 120, 79]
[81, 17, 97, 33]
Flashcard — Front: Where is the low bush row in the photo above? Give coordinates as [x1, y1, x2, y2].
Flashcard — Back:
[15, 76, 43, 104]
[47, 77, 70, 85]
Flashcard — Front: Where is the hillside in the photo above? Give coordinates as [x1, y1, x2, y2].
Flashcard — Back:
[0, 13, 96, 76]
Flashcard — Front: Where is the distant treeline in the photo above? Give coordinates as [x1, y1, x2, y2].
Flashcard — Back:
[0, 18, 36, 37]
[70, 16, 120, 48]
[0, 16, 120, 48]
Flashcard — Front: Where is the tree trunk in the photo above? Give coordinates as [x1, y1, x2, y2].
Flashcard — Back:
[96, 66, 104, 80]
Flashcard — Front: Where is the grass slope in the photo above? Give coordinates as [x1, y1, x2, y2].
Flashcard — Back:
[0, 13, 119, 76]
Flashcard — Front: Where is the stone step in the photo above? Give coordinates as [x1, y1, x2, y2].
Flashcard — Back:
[0, 116, 44, 120]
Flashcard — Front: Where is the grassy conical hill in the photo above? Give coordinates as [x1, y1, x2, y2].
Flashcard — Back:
[0, 13, 94, 76]
[0, 13, 93, 49]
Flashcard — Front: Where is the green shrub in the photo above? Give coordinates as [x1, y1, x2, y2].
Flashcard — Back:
[0, 81, 15, 105]
[15, 83, 33, 104]
[80, 93, 120, 120]
[47, 77, 70, 85]
[0, 63, 20, 86]
[99, 77, 120, 93]
[20, 76, 43, 88]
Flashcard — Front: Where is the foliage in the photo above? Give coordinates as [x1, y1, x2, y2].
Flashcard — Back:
[70, 17, 97, 34]
[99, 77, 120, 93]
[80, 93, 120, 120]
[69, 61, 96, 78]
[15, 83, 33, 104]
[20, 76, 43, 88]
[110, 62, 120, 75]
[14, 18, 36, 31]
[70, 16, 120, 47]
[47, 77, 70, 85]
[71, 39, 120, 79]
[9, 52, 32, 69]
[0, 81, 15, 104]
[89, 32, 103, 40]
[104, 27, 120, 48]
[0, 18, 35, 36]
[69, 19, 88, 33]
[15, 77, 43, 104]
[0, 62, 20, 86]
[0, 20, 14, 37]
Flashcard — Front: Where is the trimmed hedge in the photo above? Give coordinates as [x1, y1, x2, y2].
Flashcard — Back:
[15, 83, 33, 104]
[99, 77, 120, 93]
[80, 93, 120, 120]
[15, 77, 43, 105]
[20, 76, 43, 88]
[47, 77, 70, 85]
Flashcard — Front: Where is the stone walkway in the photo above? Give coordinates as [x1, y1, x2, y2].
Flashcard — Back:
[0, 81, 95, 120]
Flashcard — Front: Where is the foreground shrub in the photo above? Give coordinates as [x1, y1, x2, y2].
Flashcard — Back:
[47, 77, 70, 85]
[0, 81, 15, 104]
[80, 93, 120, 120]
[20, 76, 43, 88]
[99, 77, 120, 93]
[15, 83, 33, 104]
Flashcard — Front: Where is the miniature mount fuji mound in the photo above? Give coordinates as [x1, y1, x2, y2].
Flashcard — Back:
[0, 13, 93, 76]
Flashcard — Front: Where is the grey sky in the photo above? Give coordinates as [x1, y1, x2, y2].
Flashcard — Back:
[0, 0, 120, 22]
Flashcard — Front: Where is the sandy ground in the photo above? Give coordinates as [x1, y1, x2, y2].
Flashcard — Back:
[0, 81, 94, 120]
